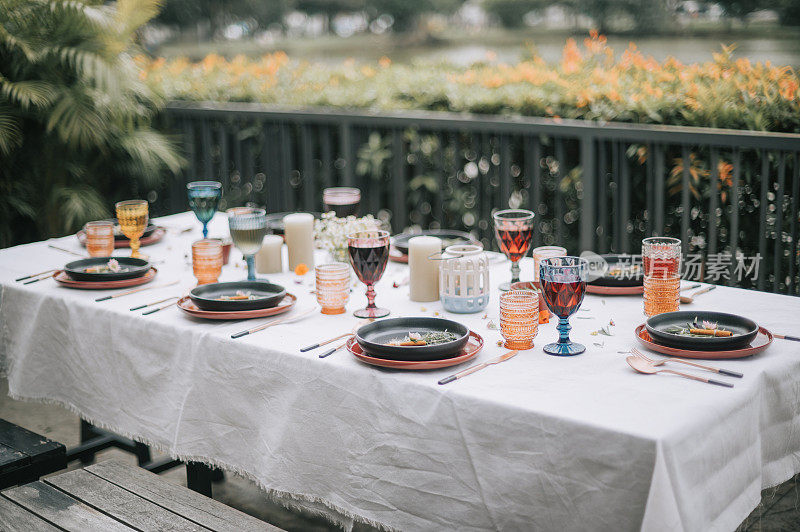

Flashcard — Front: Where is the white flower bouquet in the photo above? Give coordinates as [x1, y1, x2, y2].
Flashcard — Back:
[314, 212, 382, 262]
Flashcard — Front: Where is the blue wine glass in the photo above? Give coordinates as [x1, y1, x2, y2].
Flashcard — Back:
[187, 181, 223, 238]
[539, 256, 589, 356]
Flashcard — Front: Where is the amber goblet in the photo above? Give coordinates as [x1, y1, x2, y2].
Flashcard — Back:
[115, 200, 149, 258]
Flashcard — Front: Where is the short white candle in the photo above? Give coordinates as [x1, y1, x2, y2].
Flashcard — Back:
[409, 236, 442, 302]
[283, 213, 315, 270]
[255, 235, 284, 273]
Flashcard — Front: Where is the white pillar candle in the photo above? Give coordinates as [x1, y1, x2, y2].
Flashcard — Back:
[409, 236, 442, 302]
[283, 213, 315, 270]
[255, 235, 284, 273]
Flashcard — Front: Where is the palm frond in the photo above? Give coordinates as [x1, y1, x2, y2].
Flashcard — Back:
[0, 77, 58, 109]
[51, 184, 110, 233]
[0, 105, 22, 155]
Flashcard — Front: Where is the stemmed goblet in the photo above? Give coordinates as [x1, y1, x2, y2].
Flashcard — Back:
[348, 230, 390, 318]
[115, 200, 149, 258]
[493, 209, 534, 291]
[539, 256, 588, 356]
[227, 207, 267, 281]
[187, 181, 223, 238]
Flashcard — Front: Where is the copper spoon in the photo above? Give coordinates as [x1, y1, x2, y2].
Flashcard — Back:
[626, 356, 732, 387]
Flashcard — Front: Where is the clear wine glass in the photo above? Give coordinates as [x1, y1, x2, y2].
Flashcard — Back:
[227, 207, 267, 281]
[493, 209, 535, 291]
[347, 230, 390, 318]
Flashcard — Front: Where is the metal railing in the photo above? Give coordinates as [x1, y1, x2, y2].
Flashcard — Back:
[159, 101, 800, 295]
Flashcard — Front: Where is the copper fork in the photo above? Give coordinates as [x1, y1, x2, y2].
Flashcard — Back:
[631, 347, 742, 378]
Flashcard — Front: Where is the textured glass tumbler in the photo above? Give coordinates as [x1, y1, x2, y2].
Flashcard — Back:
[532, 246, 567, 283]
[316, 263, 351, 315]
[500, 290, 538, 350]
[642, 237, 682, 317]
[115, 200, 148, 258]
[192, 239, 223, 285]
[84, 221, 114, 257]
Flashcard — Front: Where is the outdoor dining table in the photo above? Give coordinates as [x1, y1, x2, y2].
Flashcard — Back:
[1, 211, 799, 532]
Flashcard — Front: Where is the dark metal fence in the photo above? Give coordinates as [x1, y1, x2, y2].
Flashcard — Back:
[158, 101, 800, 295]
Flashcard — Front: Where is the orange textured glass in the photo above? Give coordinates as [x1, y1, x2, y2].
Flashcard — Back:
[316, 263, 351, 315]
[500, 290, 538, 350]
[84, 221, 114, 257]
[192, 239, 223, 285]
[642, 237, 682, 317]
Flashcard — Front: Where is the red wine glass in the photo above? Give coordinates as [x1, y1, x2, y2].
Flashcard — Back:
[493, 209, 535, 291]
[347, 230, 390, 319]
[539, 256, 588, 356]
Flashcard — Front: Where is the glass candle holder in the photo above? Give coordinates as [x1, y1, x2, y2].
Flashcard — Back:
[84, 221, 114, 257]
[642, 237, 682, 317]
[316, 263, 351, 315]
[499, 290, 538, 350]
[115, 200, 149, 258]
[192, 239, 223, 285]
[532, 246, 567, 283]
[493, 209, 535, 291]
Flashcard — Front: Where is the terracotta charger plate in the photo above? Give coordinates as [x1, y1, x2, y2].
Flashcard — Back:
[53, 268, 157, 289]
[388, 246, 408, 264]
[634, 324, 773, 359]
[177, 293, 296, 320]
[76, 227, 166, 248]
[587, 284, 644, 295]
[346, 330, 483, 369]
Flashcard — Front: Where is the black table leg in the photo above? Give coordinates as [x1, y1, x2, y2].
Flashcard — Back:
[186, 461, 212, 497]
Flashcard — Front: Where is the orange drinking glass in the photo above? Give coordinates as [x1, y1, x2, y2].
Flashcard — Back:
[642, 237, 682, 317]
[532, 246, 567, 283]
[192, 239, 223, 285]
[84, 221, 114, 257]
[500, 290, 538, 350]
[316, 263, 350, 315]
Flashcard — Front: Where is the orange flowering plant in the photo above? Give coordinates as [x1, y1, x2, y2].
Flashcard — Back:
[138, 32, 800, 133]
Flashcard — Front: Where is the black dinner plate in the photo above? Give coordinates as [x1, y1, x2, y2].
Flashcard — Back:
[64, 257, 151, 281]
[646, 311, 759, 351]
[355, 317, 470, 361]
[392, 230, 477, 256]
[265, 212, 322, 236]
[189, 281, 287, 311]
[589, 254, 643, 287]
[107, 219, 157, 241]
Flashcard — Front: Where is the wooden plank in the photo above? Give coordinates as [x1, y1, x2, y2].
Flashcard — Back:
[87, 460, 280, 532]
[3, 481, 135, 532]
[0, 496, 61, 532]
[45, 469, 207, 532]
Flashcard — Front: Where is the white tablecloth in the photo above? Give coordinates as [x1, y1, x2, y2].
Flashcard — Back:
[2, 212, 799, 532]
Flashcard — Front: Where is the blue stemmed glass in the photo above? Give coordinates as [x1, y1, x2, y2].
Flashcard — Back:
[227, 207, 267, 281]
[187, 181, 223, 238]
[539, 256, 589, 356]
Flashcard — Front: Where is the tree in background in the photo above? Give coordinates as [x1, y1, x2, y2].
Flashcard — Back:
[0, 0, 182, 247]
[157, 0, 291, 37]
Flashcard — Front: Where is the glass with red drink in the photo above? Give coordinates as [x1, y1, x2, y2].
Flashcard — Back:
[493, 209, 535, 291]
[347, 230, 390, 318]
[539, 256, 588, 356]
